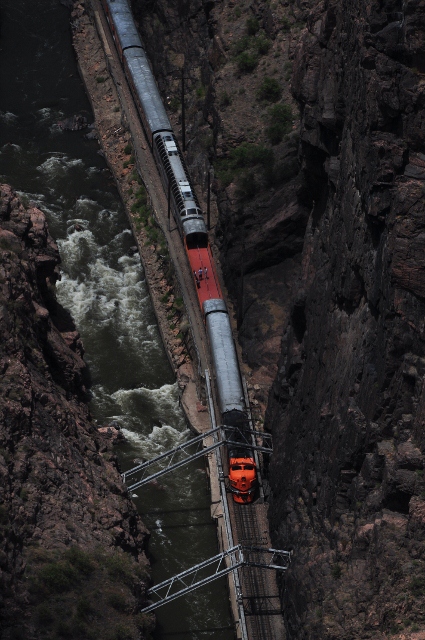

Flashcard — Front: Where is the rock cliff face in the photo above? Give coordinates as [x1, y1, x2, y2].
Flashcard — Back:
[0, 185, 152, 639]
[266, 1, 425, 638]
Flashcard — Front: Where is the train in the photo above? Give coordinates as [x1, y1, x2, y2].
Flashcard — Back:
[101, 0, 257, 503]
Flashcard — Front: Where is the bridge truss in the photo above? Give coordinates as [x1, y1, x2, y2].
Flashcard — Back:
[141, 545, 291, 613]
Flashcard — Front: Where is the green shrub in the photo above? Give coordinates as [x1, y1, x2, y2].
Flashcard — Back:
[96, 76, 106, 84]
[65, 547, 96, 576]
[76, 597, 93, 620]
[254, 33, 271, 55]
[124, 144, 132, 155]
[246, 17, 260, 35]
[215, 143, 275, 189]
[108, 591, 128, 612]
[36, 602, 54, 625]
[266, 103, 293, 144]
[233, 35, 250, 55]
[105, 553, 135, 586]
[237, 51, 259, 73]
[257, 77, 282, 102]
[230, 143, 274, 170]
[215, 164, 234, 187]
[409, 576, 425, 596]
[173, 296, 184, 311]
[37, 561, 80, 593]
[281, 16, 291, 32]
[219, 91, 232, 108]
[129, 171, 141, 184]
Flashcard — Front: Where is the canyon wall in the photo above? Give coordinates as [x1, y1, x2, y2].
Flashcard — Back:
[267, 0, 425, 637]
[0, 185, 152, 639]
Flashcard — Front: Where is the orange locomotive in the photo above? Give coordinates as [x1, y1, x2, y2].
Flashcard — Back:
[228, 448, 258, 504]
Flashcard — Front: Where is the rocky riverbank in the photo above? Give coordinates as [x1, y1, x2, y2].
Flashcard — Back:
[0, 185, 153, 639]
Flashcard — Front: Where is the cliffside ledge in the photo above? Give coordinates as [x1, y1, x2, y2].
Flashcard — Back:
[0, 185, 153, 640]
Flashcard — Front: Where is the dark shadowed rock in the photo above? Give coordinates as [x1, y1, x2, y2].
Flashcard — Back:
[57, 114, 88, 130]
[264, 0, 425, 637]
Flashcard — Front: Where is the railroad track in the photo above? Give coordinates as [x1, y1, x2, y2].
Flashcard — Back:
[231, 503, 284, 640]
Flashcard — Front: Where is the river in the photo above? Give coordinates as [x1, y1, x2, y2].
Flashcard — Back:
[0, 0, 233, 637]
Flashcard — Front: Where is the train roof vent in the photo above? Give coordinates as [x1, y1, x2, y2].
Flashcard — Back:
[179, 180, 193, 199]
[165, 140, 178, 154]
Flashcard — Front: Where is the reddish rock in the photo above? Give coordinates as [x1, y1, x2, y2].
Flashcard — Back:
[0, 185, 151, 639]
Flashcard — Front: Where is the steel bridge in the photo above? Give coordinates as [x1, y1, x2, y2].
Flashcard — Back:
[141, 545, 291, 614]
[121, 424, 273, 491]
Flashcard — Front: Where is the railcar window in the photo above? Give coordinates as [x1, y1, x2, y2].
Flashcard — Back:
[187, 208, 197, 216]
[231, 465, 242, 471]
[244, 465, 254, 470]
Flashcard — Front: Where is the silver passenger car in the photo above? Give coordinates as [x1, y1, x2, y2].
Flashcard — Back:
[124, 48, 172, 141]
[153, 132, 208, 243]
[104, 0, 141, 53]
[203, 299, 246, 424]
